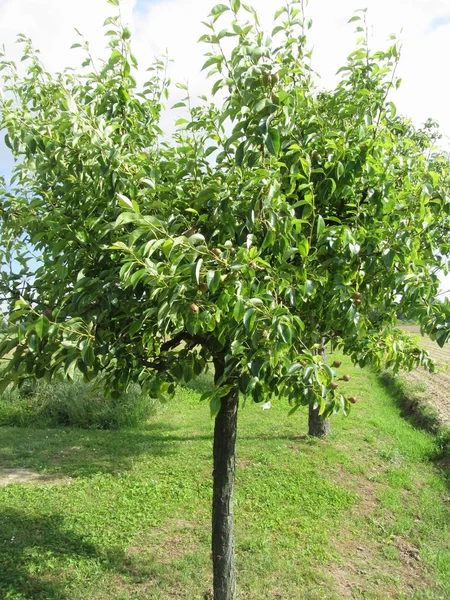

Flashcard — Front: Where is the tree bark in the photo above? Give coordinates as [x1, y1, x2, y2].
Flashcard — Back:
[308, 342, 331, 437]
[308, 402, 331, 436]
[212, 358, 238, 600]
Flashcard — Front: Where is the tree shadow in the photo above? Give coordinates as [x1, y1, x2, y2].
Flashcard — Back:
[0, 507, 160, 599]
[0, 421, 184, 479]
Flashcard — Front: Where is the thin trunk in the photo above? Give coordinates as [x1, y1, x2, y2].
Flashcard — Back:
[212, 358, 238, 600]
[308, 341, 331, 437]
[308, 402, 331, 436]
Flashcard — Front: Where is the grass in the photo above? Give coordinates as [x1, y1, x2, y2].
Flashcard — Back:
[380, 371, 450, 459]
[0, 354, 449, 599]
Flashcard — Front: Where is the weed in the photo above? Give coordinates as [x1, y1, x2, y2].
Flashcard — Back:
[0, 379, 158, 429]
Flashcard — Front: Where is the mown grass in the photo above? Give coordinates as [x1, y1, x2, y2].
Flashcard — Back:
[0, 354, 449, 599]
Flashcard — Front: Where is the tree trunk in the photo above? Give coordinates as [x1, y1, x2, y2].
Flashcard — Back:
[212, 358, 238, 600]
[308, 342, 331, 437]
[308, 402, 331, 436]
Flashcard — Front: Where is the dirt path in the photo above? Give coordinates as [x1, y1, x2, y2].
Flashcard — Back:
[0, 468, 65, 487]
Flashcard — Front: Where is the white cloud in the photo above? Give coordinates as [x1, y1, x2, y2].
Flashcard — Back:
[0, 0, 449, 143]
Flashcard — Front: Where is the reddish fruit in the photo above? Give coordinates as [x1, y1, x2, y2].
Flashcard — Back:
[332, 360, 341, 368]
[330, 381, 338, 390]
[300, 360, 307, 367]
[342, 374, 351, 382]
[355, 298, 362, 305]
[229, 247, 236, 254]
[348, 396, 357, 404]
[353, 291, 362, 300]
[189, 303, 199, 314]
[212, 248, 221, 256]
[199, 282, 208, 292]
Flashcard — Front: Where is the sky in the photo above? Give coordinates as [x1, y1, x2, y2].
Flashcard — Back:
[0, 0, 449, 291]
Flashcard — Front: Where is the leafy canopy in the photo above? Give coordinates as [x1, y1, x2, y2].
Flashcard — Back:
[1, 0, 449, 418]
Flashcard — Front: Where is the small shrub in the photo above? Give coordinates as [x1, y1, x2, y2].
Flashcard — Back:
[0, 379, 158, 429]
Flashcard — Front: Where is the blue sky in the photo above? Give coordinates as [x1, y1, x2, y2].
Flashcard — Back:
[430, 14, 450, 31]
[133, 0, 155, 13]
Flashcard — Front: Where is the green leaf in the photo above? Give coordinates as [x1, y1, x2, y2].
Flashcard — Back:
[316, 215, 325, 238]
[303, 366, 313, 382]
[300, 157, 311, 180]
[278, 322, 292, 345]
[210, 3, 229, 19]
[261, 229, 276, 250]
[109, 50, 122, 66]
[207, 270, 221, 293]
[265, 128, 280, 157]
[235, 141, 245, 167]
[304, 280, 315, 297]
[109, 241, 130, 252]
[274, 7, 287, 20]
[64, 358, 77, 380]
[210, 396, 221, 417]
[195, 258, 203, 285]
[81, 343, 95, 366]
[233, 299, 245, 323]
[35, 315, 49, 340]
[298, 237, 309, 258]
[130, 268, 147, 287]
[243, 308, 256, 332]
[231, 0, 241, 13]
[202, 56, 222, 71]
[129, 320, 142, 337]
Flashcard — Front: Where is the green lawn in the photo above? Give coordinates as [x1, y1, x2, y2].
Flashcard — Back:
[0, 355, 449, 599]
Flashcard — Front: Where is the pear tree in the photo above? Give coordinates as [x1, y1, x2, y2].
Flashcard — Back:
[1, 1, 450, 598]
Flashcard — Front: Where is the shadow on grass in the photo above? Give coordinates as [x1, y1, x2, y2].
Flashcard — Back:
[0, 508, 159, 599]
[0, 421, 185, 478]
[0, 418, 319, 480]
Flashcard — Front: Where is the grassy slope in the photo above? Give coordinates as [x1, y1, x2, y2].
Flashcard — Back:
[0, 354, 449, 600]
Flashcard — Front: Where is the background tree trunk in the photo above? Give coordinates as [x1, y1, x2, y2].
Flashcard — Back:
[212, 358, 238, 600]
[308, 342, 331, 437]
